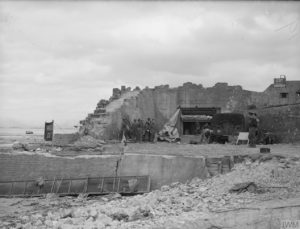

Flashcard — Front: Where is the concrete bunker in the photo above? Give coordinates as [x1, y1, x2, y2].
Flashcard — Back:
[180, 107, 221, 135]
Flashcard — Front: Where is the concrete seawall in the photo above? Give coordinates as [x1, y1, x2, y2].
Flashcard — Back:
[119, 155, 207, 189]
[0, 153, 207, 190]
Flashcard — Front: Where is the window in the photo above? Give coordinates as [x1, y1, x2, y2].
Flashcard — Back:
[280, 93, 288, 98]
[296, 91, 300, 97]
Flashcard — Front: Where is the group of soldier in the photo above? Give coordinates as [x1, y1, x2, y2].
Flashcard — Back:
[120, 112, 262, 145]
[121, 118, 157, 142]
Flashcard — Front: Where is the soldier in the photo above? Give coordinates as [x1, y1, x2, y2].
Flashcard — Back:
[131, 119, 138, 142]
[137, 119, 144, 143]
[150, 119, 156, 142]
[201, 124, 211, 144]
[121, 117, 132, 140]
[248, 112, 259, 147]
[145, 118, 151, 142]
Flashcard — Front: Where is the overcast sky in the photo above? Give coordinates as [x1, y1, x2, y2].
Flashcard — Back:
[0, 1, 299, 128]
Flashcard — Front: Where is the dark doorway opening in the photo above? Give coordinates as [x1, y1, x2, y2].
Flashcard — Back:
[183, 121, 210, 135]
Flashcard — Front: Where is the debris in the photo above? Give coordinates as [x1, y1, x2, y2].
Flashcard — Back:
[55, 147, 62, 152]
[60, 209, 73, 219]
[229, 182, 258, 193]
[71, 135, 105, 150]
[260, 147, 271, 153]
[12, 142, 28, 151]
[111, 212, 129, 221]
[1, 158, 300, 229]
[161, 185, 170, 192]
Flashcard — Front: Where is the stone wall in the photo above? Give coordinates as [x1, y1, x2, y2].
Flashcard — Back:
[79, 79, 300, 142]
[88, 83, 259, 140]
[257, 103, 300, 143]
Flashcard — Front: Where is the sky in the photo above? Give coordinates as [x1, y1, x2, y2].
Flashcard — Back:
[0, 1, 299, 128]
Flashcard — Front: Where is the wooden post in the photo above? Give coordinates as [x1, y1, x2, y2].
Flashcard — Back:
[117, 177, 121, 192]
[50, 177, 56, 193]
[23, 182, 27, 195]
[56, 177, 64, 194]
[100, 178, 104, 193]
[9, 182, 14, 197]
[112, 177, 116, 192]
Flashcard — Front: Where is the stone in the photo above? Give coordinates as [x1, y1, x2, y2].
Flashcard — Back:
[72, 208, 89, 218]
[45, 220, 53, 227]
[93, 221, 106, 229]
[12, 142, 26, 150]
[23, 223, 32, 229]
[88, 208, 98, 218]
[101, 197, 109, 202]
[31, 213, 43, 221]
[60, 209, 73, 219]
[21, 215, 30, 222]
[170, 182, 181, 188]
[110, 211, 129, 221]
[161, 185, 170, 192]
[15, 223, 22, 229]
[158, 196, 168, 202]
[34, 219, 43, 226]
[97, 213, 113, 226]
[46, 193, 58, 199]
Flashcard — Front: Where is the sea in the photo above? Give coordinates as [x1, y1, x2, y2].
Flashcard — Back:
[0, 127, 77, 147]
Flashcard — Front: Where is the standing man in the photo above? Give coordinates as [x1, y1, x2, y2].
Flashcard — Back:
[131, 119, 138, 142]
[248, 112, 259, 147]
[149, 119, 156, 142]
[145, 118, 151, 142]
[137, 119, 143, 143]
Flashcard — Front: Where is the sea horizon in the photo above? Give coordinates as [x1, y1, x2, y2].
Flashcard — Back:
[0, 126, 78, 136]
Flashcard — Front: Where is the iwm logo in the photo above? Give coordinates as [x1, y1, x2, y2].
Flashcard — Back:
[281, 220, 300, 229]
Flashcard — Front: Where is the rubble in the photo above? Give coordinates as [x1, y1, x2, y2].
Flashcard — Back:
[229, 182, 260, 193]
[73, 136, 105, 148]
[1, 156, 299, 229]
[12, 142, 38, 151]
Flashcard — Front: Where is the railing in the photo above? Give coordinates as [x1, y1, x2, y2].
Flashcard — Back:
[0, 175, 150, 197]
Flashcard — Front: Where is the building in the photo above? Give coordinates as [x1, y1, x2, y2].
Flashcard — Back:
[79, 76, 300, 143]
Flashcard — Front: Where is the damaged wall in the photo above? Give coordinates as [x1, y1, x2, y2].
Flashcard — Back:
[81, 83, 258, 140]
[80, 79, 300, 142]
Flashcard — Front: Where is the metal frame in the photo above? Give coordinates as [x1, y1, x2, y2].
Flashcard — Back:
[0, 175, 150, 197]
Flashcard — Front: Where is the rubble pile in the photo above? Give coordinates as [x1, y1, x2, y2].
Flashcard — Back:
[67, 136, 105, 152]
[10, 135, 107, 155]
[2, 157, 300, 229]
